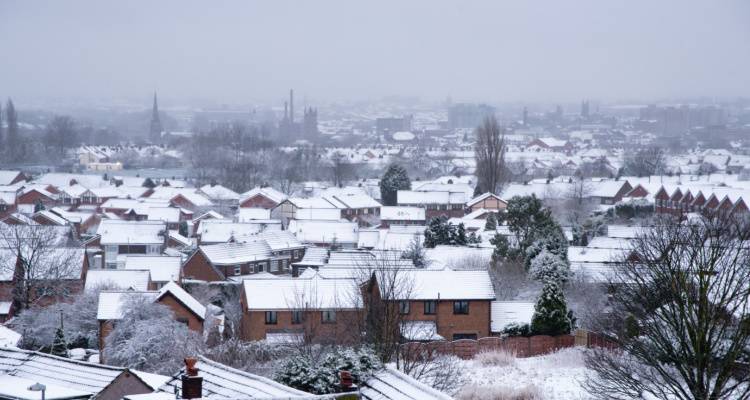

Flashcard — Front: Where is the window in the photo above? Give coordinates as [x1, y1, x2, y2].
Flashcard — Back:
[270, 260, 279, 272]
[452, 333, 477, 340]
[282, 259, 288, 270]
[234, 266, 242, 276]
[256, 263, 264, 273]
[424, 301, 437, 315]
[265, 311, 277, 325]
[453, 301, 469, 315]
[292, 310, 303, 324]
[399, 301, 410, 315]
[293, 250, 299, 259]
[177, 317, 189, 326]
[321, 310, 336, 323]
[147, 244, 161, 254]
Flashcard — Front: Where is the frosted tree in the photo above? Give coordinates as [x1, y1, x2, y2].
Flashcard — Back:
[529, 250, 571, 284]
[379, 164, 411, 206]
[530, 280, 574, 336]
[104, 297, 203, 374]
[50, 312, 68, 357]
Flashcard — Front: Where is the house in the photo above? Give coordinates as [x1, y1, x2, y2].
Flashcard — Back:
[146, 187, 213, 211]
[97, 282, 206, 356]
[15, 185, 57, 212]
[321, 187, 382, 226]
[239, 186, 288, 209]
[589, 180, 633, 205]
[526, 137, 573, 153]
[182, 231, 305, 281]
[146, 207, 191, 230]
[465, 192, 507, 215]
[0, 347, 170, 400]
[379, 206, 426, 228]
[97, 220, 167, 269]
[396, 190, 466, 220]
[158, 356, 310, 399]
[0, 246, 89, 317]
[236, 207, 271, 222]
[274, 197, 341, 225]
[124, 255, 181, 289]
[239, 272, 362, 343]
[198, 184, 240, 207]
[374, 269, 496, 341]
[0, 188, 19, 219]
[0, 170, 27, 186]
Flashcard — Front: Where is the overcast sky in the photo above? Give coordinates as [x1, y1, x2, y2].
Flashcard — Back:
[1, 0, 748, 105]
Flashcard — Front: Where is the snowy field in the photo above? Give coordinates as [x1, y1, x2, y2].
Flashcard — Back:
[456, 347, 590, 400]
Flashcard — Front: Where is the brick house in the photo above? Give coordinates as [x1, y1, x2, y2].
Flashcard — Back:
[239, 186, 288, 209]
[0, 170, 28, 186]
[396, 190, 466, 220]
[97, 281, 206, 357]
[182, 231, 305, 281]
[239, 273, 362, 343]
[464, 192, 507, 214]
[373, 269, 496, 341]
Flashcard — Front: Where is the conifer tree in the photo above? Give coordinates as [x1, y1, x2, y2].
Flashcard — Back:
[454, 223, 467, 245]
[530, 281, 574, 336]
[379, 164, 410, 206]
[50, 312, 68, 357]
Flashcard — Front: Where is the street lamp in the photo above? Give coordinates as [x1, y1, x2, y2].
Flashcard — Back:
[27, 383, 46, 400]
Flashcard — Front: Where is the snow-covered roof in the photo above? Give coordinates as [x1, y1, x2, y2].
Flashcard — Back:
[380, 206, 426, 221]
[0, 375, 91, 400]
[97, 220, 166, 245]
[96, 291, 159, 320]
[147, 207, 182, 223]
[567, 246, 626, 264]
[199, 184, 240, 201]
[397, 190, 465, 205]
[293, 246, 328, 267]
[200, 241, 272, 265]
[0, 347, 131, 396]
[392, 131, 415, 141]
[287, 219, 359, 244]
[242, 273, 359, 310]
[241, 186, 288, 205]
[0, 325, 21, 348]
[385, 269, 495, 301]
[256, 230, 304, 252]
[400, 321, 444, 341]
[33, 210, 69, 226]
[491, 301, 536, 332]
[198, 220, 281, 244]
[123, 256, 181, 282]
[361, 366, 454, 400]
[159, 355, 310, 399]
[0, 171, 22, 185]
[148, 187, 213, 207]
[157, 281, 206, 320]
[84, 269, 151, 292]
[466, 192, 506, 207]
[237, 207, 271, 222]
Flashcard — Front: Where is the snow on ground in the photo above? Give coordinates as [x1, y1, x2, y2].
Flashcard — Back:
[458, 347, 591, 400]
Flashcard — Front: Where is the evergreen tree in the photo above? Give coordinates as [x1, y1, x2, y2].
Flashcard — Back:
[33, 200, 45, 213]
[454, 223, 467, 245]
[530, 281, 574, 336]
[490, 233, 510, 261]
[523, 226, 569, 270]
[402, 234, 427, 268]
[142, 177, 156, 188]
[50, 312, 68, 357]
[484, 212, 497, 231]
[379, 164, 410, 206]
[178, 221, 189, 237]
[529, 250, 571, 284]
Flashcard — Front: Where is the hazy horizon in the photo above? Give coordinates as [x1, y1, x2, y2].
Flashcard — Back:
[1, 0, 749, 106]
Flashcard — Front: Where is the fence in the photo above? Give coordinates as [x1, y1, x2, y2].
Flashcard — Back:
[399, 330, 615, 360]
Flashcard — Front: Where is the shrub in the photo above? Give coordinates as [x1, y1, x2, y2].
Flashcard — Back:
[456, 384, 543, 400]
[475, 349, 516, 367]
[501, 323, 532, 337]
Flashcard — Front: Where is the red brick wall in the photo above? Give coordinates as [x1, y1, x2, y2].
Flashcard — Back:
[240, 308, 361, 343]
[239, 194, 279, 209]
[400, 334, 578, 360]
[182, 250, 225, 281]
[158, 292, 203, 332]
[399, 300, 491, 340]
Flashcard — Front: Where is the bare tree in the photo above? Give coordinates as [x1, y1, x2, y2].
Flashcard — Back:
[585, 214, 750, 400]
[330, 151, 356, 187]
[0, 224, 82, 311]
[474, 116, 507, 194]
[623, 146, 665, 177]
[45, 115, 78, 162]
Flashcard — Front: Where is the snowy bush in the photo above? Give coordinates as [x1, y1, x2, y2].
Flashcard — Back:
[203, 339, 287, 377]
[501, 323, 532, 337]
[528, 250, 571, 284]
[274, 346, 382, 394]
[12, 288, 103, 351]
[475, 349, 516, 367]
[456, 384, 543, 400]
[401, 353, 465, 394]
[104, 297, 204, 374]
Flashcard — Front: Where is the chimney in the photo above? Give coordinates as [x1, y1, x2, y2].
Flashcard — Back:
[181, 357, 203, 399]
[339, 370, 356, 392]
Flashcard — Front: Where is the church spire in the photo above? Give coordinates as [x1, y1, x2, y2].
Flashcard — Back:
[149, 92, 163, 143]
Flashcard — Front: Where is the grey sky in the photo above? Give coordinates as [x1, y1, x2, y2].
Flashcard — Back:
[1, 0, 748, 104]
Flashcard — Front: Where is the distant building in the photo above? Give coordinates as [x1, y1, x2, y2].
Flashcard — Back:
[581, 100, 590, 119]
[149, 92, 163, 143]
[375, 115, 413, 136]
[448, 103, 495, 129]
